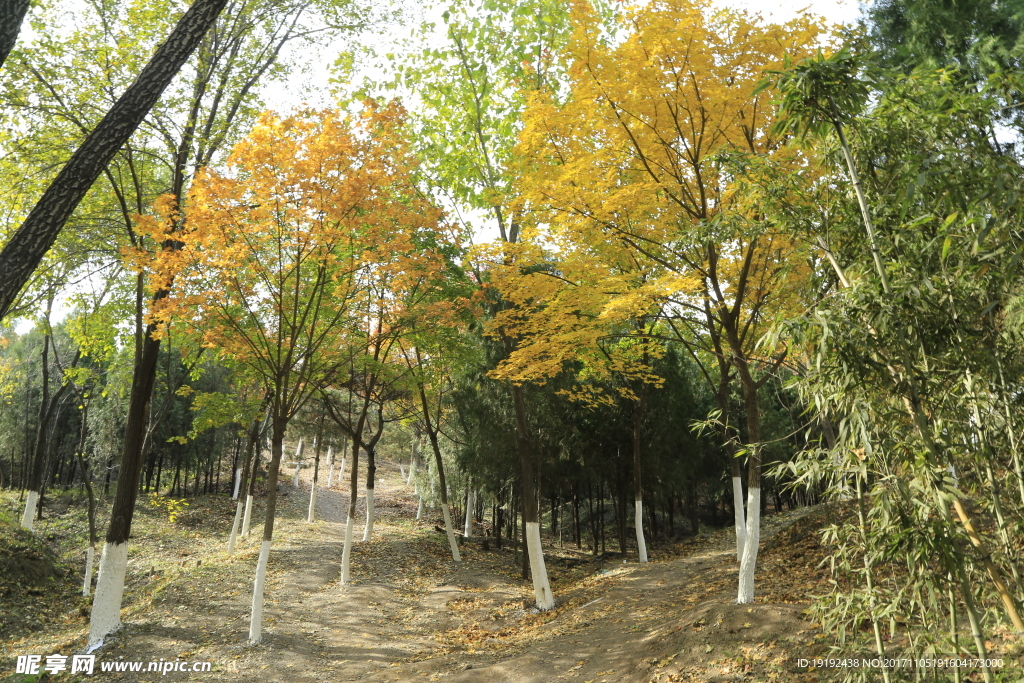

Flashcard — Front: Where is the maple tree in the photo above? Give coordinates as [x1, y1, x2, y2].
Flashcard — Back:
[503, 0, 825, 602]
[137, 103, 456, 643]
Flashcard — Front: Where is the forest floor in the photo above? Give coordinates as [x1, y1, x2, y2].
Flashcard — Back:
[3, 458, 855, 682]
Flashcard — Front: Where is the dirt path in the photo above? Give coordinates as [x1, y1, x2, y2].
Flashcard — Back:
[12, 459, 826, 683]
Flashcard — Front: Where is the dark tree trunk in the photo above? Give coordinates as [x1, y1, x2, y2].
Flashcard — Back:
[0, 0, 29, 70]
[0, 0, 231, 320]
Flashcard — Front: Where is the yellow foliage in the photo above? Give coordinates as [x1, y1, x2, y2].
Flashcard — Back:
[485, 0, 827, 390]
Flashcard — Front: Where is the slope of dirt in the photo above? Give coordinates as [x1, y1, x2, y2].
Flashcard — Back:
[1, 460, 836, 683]
[0, 503, 84, 643]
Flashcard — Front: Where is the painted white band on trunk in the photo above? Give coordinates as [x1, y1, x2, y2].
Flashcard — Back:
[464, 489, 476, 538]
[340, 516, 355, 584]
[441, 503, 461, 562]
[635, 498, 648, 563]
[325, 447, 334, 488]
[249, 540, 272, 644]
[307, 483, 318, 523]
[292, 462, 301, 488]
[737, 487, 761, 604]
[732, 476, 746, 562]
[82, 545, 95, 597]
[362, 488, 375, 541]
[232, 468, 242, 499]
[416, 495, 424, 520]
[241, 495, 254, 537]
[228, 498, 244, 555]
[525, 522, 554, 610]
[88, 541, 128, 647]
[21, 490, 39, 531]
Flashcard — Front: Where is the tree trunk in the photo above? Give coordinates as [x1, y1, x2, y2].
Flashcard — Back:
[416, 382, 460, 561]
[229, 407, 266, 555]
[361, 445, 376, 540]
[88, 320, 165, 647]
[633, 384, 648, 563]
[308, 433, 322, 524]
[248, 406, 286, 645]
[510, 382, 553, 609]
[0, 0, 30, 71]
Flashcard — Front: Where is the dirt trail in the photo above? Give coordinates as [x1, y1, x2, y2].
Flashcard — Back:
[13, 459, 825, 683]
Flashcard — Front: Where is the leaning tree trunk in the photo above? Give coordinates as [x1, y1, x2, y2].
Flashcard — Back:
[416, 382, 460, 561]
[0, 0, 30, 71]
[0, 0, 230, 321]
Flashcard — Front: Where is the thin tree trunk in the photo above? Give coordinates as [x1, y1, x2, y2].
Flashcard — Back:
[633, 383, 648, 563]
[416, 382, 460, 561]
[249, 406, 287, 645]
[509, 381, 552, 609]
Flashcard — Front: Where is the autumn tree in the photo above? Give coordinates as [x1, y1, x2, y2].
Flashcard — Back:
[145, 104, 452, 644]
[509, 0, 824, 602]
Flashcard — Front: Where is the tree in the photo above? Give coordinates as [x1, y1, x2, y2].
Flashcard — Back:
[150, 104, 451, 644]
[768, 50, 1024, 676]
[509, 0, 823, 602]
[0, 0, 230, 320]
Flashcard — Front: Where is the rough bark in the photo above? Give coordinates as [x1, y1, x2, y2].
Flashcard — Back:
[0, 0, 29, 71]
[0, 0, 230, 321]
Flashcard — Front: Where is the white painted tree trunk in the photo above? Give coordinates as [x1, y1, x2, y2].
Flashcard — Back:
[408, 456, 416, 483]
[241, 494, 254, 536]
[307, 482, 318, 523]
[416, 494, 424, 520]
[635, 498, 648, 563]
[291, 438, 304, 487]
[337, 457, 346, 486]
[362, 488, 375, 541]
[227, 497, 244, 554]
[400, 465, 405, 481]
[325, 446, 334, 487]
[20, 490, 38, 531]
[732, 476, 746, 562]
[248, 540, 272, 644]
[737, 486, 761, 604]
[82, 545, 95, 597]
[464, 488, 475, 538]
[88, 542, 128, 647]
[441, 502, 461, 561]
[525, 522, 554, 610]
[340, 515, 355, 584]
[232, 468, 242, 499]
